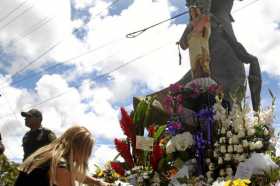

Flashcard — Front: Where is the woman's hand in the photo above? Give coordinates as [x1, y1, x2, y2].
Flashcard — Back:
[95, 180, 113, 186]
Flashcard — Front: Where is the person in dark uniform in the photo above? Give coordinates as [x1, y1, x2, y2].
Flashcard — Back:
[0, 133, 4, 155]
[21, 108, 56, 160]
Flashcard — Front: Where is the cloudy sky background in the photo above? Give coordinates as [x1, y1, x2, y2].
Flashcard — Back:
[0, 0, 280, 171]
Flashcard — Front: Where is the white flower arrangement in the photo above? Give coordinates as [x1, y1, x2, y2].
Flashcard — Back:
[174, 132, 194, 151]
[166, 132, 194, 153]
[166, 139, 176, 154]
[212, 180, 226, 186]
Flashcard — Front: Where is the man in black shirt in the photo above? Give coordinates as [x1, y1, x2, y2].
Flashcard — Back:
[21, 109, 56, 160]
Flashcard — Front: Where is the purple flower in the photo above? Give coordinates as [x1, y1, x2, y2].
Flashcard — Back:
[166, 121, 182, 136]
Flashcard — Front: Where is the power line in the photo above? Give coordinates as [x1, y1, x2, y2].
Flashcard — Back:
[1, 0, 259, 89]
[14, 16, 54, 43]
[5, 0, 122, 81]
[31, 41, 172, 108]
[11, 40, 64, 77]
[0, 5, 34, 32]
[233, 0, 262, 13]
[126, 0, 262, 39]
[126, 11, 188, 38]
[0, 41, 172, 119]
[0, 37, 125, 89]
[0, 0, 28, 24]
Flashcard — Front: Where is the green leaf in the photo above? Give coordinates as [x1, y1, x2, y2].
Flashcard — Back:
[153, 125, 167, 141]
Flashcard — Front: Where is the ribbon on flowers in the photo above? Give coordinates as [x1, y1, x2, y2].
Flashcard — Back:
[196, 108, 214, 145]
[194, 132, 206, 175]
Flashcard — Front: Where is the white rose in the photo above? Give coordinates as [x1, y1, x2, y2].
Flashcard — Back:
[226, 131, 233, 138]
[237, 131, 246, 138]
[249, 143, 255, 150]
[237, 145, 244, 153]
[166, 139, 176, 154]
[254, 141, 263, 149]
[237, 155, 243, 162]
[220, 145, 226, 153]
[232, 135, 239, 144]
[260, 109, 274, 124]
[218, 157, 223, 165]
[228, 137, 233, 144]
[219, 137, 226, 144]
[225, 153, 232, 161]
[234, 145, 239, 152]
[226, 167, 233, 176]
[219, 169, 225, 176]
[174, 132, 194, 151]
[264, 128, 270, 136]
[221, 127, 226, 135]
[239, 154, 246, 161]
[207, 177, 214, 184]
[227, 145, 233, 153]
[242, 140, 249, 148]
[247, 128, 256, 136]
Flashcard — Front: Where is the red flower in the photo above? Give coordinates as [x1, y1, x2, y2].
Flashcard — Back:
[114, 139, 134, 169]
[150, 143, 164, 171]
[120, 107, 136, 147]
[148, 126, 156, 137]
[111, 162, 125, 176]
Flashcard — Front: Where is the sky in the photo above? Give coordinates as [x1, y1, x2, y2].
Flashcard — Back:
[0, 0, 280, 172]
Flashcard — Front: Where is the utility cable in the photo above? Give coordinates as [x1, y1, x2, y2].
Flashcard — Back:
[0, 5, 34, 32]
[126, 11, 188, 38]
[0, 41, 172, 119]
[0, 0, 28, 24]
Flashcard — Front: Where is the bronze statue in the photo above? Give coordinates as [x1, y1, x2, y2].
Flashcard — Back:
[180, 0, 261, 111]
[134, 0, 261, 117]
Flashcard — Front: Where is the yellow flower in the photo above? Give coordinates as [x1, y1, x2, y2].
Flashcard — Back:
[224, 179, 251, 186]
[97, 170, 104, 177]
[112, 172, 120, 178]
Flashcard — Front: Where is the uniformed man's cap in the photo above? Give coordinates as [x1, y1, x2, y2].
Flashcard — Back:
[21, 109, 42, 119]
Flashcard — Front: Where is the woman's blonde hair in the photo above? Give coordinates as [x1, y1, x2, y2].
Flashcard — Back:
[19, 126, 95, 186]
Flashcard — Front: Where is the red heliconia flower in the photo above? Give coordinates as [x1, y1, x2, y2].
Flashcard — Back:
[111, 162, 125, 176]
[114, 138, 134, 169]
[150, 142, 164, 171]
[148, 125, 156, 137]
[120, 107, 136, 147]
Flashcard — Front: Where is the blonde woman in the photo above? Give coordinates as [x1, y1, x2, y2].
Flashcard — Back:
[14, 126, 110, 186]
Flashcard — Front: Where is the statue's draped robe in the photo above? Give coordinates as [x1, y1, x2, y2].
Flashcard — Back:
[183, 15, 211, 78]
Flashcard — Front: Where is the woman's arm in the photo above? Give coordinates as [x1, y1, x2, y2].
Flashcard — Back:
[83, 175, 111, 186]
[56, 167, 73, 186]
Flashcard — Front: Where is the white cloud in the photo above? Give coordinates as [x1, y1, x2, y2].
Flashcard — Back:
[1, 0, 280, 167]
[73, 0, 94, 9]
[233, 0, 280, 75]
[91, 144, 118, 168]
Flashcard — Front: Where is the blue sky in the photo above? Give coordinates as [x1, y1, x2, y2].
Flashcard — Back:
[0, 0, 280, 168]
